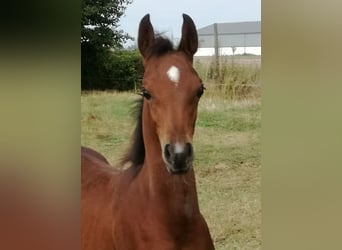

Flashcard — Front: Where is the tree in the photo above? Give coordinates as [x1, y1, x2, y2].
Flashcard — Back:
[81, 0, 133, 89]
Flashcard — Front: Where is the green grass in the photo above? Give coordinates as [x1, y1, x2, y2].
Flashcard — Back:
[195, 97, 261, 249]
[81, 91, 261, 250]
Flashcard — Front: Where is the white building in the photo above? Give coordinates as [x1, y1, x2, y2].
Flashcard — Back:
[195, 21, 261, 56]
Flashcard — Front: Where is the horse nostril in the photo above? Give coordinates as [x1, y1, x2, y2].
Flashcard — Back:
[164, 144, 172, 160]
[185, 143, 193, 158]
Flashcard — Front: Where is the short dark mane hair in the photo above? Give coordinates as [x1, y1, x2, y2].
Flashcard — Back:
[146, 35, 175, 58]
[120, 98, 145, 169]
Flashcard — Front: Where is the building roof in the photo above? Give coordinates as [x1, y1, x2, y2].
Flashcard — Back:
[197, 21, 261, 36]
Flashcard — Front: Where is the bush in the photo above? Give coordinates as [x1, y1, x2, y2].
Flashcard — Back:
[108, 50, 144, 91]
[81, 49, 143, 91]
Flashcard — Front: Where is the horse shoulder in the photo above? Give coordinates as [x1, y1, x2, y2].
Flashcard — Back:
[81, 147, 121, 250]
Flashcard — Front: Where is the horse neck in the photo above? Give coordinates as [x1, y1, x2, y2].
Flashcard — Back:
[138, 104, 200, 217]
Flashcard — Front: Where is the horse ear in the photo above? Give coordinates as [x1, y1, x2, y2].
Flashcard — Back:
[178, 14, 198, 62]
[138, 14, 155, 58]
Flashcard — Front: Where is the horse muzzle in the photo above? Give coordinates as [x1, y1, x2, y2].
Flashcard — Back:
[163, 142, 194, 174]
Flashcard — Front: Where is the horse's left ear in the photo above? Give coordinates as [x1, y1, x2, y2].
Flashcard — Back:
[178, 14, 198, 62]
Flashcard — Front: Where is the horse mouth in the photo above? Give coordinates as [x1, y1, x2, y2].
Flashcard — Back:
[168, 166, 191, 175]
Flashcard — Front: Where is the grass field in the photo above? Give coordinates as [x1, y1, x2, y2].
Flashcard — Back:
[81, 91, 261, 249]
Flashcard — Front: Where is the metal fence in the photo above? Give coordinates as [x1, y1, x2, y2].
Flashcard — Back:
[198, 21, 261, 48]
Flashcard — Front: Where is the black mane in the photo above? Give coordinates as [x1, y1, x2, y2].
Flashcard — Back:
[146, 35, 175, 58]
[120, 97, 145, 168]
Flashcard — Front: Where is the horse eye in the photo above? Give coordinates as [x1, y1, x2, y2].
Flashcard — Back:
[140, 88, 152, 100]
[197, 84, 206, 98]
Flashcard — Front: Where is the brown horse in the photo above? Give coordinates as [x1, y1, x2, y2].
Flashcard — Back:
[81, 14, 215, 250]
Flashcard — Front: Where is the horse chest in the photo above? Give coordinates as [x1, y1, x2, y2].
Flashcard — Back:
[113, 205, 213, 250]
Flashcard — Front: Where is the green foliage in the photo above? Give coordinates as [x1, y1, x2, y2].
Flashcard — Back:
[82, 49, 144, 90]
[81, 0, 134, 90]
[81, 0, 132, 49]
[109, 50, 144, 91]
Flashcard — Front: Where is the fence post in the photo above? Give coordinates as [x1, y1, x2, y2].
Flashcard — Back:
[214, 23, 220, 80]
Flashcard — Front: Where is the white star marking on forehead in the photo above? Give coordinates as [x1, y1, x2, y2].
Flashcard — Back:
[166, 65, 180, 86]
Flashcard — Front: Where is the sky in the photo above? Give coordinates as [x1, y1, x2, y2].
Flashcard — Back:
[119, 0, 261, 47]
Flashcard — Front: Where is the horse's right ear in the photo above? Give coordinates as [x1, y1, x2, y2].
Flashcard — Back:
[138, 14, 155, 59]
